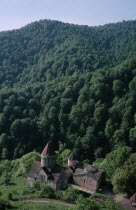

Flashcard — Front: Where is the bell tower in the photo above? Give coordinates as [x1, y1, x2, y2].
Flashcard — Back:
[41, 141, 56, 170]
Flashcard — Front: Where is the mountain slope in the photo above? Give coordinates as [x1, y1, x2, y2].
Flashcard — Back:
[0, 19, 136, 161]
[0, 19, 136, 87]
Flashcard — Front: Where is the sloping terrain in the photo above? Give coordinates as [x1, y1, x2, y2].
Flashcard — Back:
[0, 19, 136, 161]
[0, 19, 136, 87]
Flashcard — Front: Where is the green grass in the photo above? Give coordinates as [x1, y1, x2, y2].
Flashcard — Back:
[11, 201, 70, 210]
[0, 177, 111, 210]
[0, 176, 38, 201]
[0, 177, 70, 209]
[0, 176, 28, 199]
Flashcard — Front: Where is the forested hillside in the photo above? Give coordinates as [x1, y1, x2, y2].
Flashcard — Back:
[0, 19, 136, 88]
[0, 19, 136, 162]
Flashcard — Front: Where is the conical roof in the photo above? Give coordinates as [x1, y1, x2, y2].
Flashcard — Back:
[130, 193, 136, 202]
[68, 153, 76, 161]
[41, 141, 56, 156]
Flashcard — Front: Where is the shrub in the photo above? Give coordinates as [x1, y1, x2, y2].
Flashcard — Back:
[54, 190, 63, 200]
[72, 196, 100, 210]
[33, 180, 41, 191]
[0, 198, 11, 209]
[38, 185, 55, 199]
[55, 188, 81, 203]
[22, 188, 35, 195]
[11, 152, 40, 177]
[0, 172, 11, 185]
[105, 197, 124, 210]
[62, 188, 80, 203]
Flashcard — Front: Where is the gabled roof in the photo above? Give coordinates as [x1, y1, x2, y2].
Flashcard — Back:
[73, 165, 103, 181]
[28, 161, 50, 178]
[41, 141, 56, 156]
[27, 161, 41, 178]
[130, 193, 136, 202]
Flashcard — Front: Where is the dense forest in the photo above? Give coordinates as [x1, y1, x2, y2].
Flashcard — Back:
[0, 19, 136, 164]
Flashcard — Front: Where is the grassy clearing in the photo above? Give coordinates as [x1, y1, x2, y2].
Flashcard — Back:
[0, 177, 70, 209]
[0, 176, 29, 199]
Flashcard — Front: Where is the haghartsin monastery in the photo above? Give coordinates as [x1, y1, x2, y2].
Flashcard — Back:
[27, 142, 104, 193]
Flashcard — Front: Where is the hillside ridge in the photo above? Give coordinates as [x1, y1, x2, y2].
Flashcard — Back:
[0, 19, 136, 88]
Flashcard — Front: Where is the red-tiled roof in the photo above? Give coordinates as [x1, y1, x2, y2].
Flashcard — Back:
[130, 193, 136, 202]
[41, 141, 56, 156]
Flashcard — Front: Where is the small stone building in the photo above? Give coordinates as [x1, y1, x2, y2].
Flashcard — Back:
[27, 142, 103, 192]
[73, 165, 103, 192]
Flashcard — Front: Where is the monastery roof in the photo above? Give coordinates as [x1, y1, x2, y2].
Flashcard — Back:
[74, 165, 103, 181]
[130, 193, 136, 202]
[84, 165, 98, 173]
[41, 141, 56, 156]
[27, 161, 41, 178]
[28, 161, 62, 180]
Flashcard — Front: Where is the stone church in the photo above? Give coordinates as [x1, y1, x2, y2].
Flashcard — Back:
[27, 142, 103, 192]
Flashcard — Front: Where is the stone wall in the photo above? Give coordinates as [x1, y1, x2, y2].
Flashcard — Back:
[27, 177, 35, 187]
[73, 174, 97, 191]
[36, 168, 48, 183]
